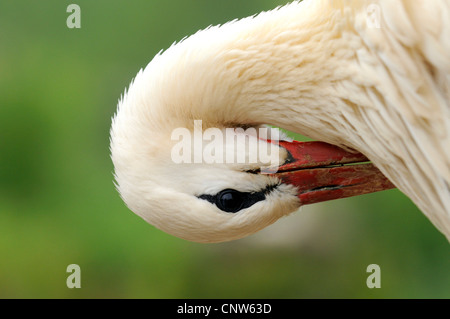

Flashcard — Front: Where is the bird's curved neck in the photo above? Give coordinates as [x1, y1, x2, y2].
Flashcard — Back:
[142, 1, 370, 148]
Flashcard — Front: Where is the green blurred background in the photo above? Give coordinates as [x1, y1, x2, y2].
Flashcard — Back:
[0, 0, 448, 299]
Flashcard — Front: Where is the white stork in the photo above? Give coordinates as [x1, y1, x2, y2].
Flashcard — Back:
[110, 0, 450, 243]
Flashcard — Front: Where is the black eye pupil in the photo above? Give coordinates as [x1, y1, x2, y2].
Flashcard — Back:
[198, 185, 275, 213]
[217, 190, 244, 213]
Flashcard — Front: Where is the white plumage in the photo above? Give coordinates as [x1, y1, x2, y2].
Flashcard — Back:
[110, 0, 450, 243]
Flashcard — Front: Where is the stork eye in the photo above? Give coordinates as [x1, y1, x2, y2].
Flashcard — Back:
[216, 189, 245, 213]
[198, 184, 278, 213]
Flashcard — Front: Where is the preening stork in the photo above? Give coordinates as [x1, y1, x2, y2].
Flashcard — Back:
[110, 0, 450, 243]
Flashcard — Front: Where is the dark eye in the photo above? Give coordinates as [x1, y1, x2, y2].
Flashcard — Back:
[198, 184, 278, 213]
[216, 189, 245, 213]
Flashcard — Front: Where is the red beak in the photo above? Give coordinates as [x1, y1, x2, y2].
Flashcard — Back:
[268, 141, 395, 205]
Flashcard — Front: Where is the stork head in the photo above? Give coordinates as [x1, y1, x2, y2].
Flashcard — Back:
[111, 100, 393, 243]
[110, 118, 301, 243]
